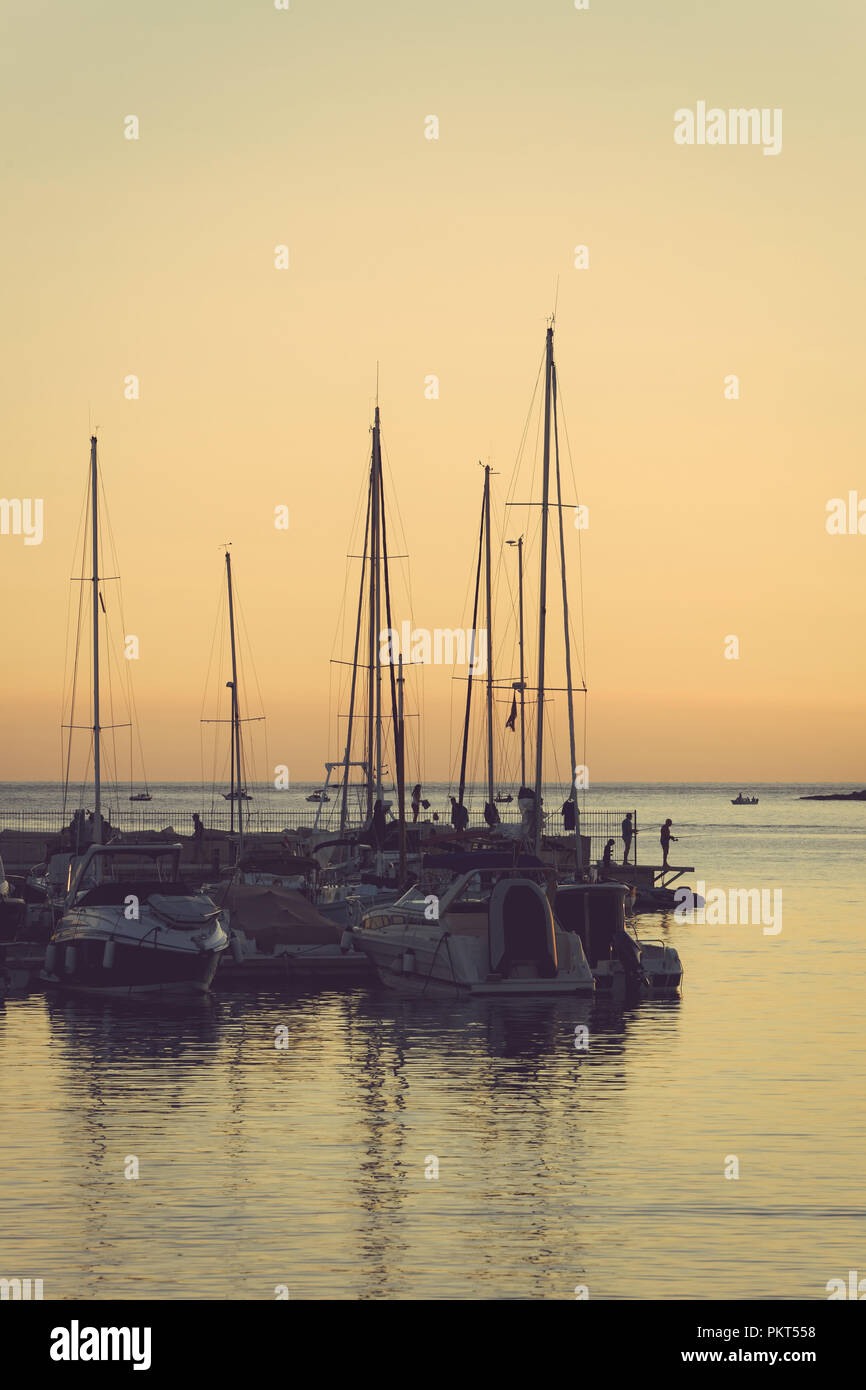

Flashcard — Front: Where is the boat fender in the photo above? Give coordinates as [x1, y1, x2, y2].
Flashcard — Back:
[65, 945, 77, 975]
[102, 939, 116, 970]
[230, 933, 244, 964]
[44, 943, 56, 974]
[339, 928, 354, 954]
[401, 949, 416, 974]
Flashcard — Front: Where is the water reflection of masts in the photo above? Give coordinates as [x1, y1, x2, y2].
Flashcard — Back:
[343, 997, 410, 1297]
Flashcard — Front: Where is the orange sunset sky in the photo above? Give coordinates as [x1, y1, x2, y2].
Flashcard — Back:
[1, 0, 864, 785]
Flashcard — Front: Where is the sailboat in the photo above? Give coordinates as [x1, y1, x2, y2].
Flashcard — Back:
[314, 402, 409, 866]
[42, 437, 228, 996]
[349, 320, 682, 997]
[207, 548, 260, 822]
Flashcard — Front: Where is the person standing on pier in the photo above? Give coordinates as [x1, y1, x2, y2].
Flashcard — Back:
[621, 812, 634, 865]
[660, 818, 677, 870]
[411, 784, 422, 823]
[192, 812, 204, 863]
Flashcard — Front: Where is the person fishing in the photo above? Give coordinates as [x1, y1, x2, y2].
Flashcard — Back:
[562, 796, 576, 832]
[621, 812, 634, 865]
[660, 818, 678, 870]
[450, 796, 469, 832]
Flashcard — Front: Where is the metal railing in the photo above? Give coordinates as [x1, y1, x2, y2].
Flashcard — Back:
[1, 805, 639, 859]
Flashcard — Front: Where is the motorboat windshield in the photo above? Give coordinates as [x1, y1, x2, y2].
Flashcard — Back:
[67, 844, 184, 904]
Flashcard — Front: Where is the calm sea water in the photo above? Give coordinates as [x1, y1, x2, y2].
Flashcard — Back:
[1, 783, 864, 1300]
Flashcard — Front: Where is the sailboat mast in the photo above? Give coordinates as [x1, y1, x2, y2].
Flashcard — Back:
[458, 482, 485, 806]
[483, 464, 495, 812]
[533, 326, 554, 848]
[397, 655, 406, 880]
[225, 549, 243, 854]
[517, 537, 526, 787]
[90, 435, 102, 844]
[552, 361, 582, 870]
[365, 431, 377, 821]
[227, 680, 235, 835]
[372, 408, 383, 802]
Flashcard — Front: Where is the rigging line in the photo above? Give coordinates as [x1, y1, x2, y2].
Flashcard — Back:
[378, 426, 424, 784]
[234, 581, 267, 723]
[552, 376, 588, 687]
[503, 341, 545, 511]
[235, 588, 269, 795]
[60, 463, 90, 811]
[340, 477, 371, 831]
[62, 477, 91, 817]
[99, 465, 149, 791]
[553, 360, 578, 794]
[378, 456, 401, 809]
[200, 569, 227, 722]
[332, 439, 374, 663]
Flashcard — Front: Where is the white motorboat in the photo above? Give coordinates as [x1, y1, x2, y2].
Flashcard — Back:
[345, 867, 595, 996]
[42, 843, 228, 996]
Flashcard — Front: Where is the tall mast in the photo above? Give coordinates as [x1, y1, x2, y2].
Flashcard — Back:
[458, 480, 485, 806]
[483, 464, 495, 812]
[552, 360, 582, 871]
[225, 548, 243, 855]
[90, 435, 101, 844]
[227, 680, 235, 834]
[397, 655, 406, 881]
[365, 424, 377, 821]
[533, 325, 554, 849]
[372, 408, 383, 802]
[507, 536, 526, 787]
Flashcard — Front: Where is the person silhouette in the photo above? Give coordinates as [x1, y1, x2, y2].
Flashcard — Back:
[601, 837, 616, 876]
[621, 812, 634, 864]
[660, 818, 678, 870]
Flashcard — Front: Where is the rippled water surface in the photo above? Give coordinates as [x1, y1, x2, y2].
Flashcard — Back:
[2, 784, 864, 1299]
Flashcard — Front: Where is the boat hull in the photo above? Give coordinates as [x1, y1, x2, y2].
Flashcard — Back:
[42, 934, 225, 995]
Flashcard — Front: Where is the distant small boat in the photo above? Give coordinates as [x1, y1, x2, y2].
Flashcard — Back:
[129, 792, 152, 802]
[494, 792, 513, 804]
[223, 790, 252, 801]
[306, 791, 330, 803]
[731, 794, 759, 805]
